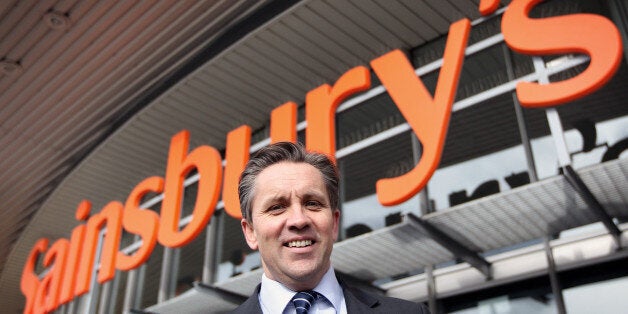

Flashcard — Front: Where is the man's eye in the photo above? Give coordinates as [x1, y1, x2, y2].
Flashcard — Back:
[305, 200, 322, 208]
[268, 204, 285, 211]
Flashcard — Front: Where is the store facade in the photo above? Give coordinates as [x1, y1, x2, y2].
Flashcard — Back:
[11, 0, 628, 313]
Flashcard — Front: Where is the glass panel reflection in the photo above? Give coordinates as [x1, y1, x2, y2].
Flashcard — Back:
[429, 92, 529, 210]
[216, 213, 261, 282]
[339, 131, 420, 236]
[563, 275, 628, 314]
[443, 277, 557, 314]
[449, 294, 557, 314]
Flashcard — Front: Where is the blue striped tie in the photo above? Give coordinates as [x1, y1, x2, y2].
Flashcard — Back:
[291, 291, 317, 314]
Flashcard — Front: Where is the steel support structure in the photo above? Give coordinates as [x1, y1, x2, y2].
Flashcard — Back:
[195, 282, 248, 303]
[562, 165, 622, 247]
[544, 237, 567, 314]
[407, 213, 492, 279]
[425, 265, 438, 314]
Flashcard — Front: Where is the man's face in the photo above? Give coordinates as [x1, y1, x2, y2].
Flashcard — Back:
[241, 162, 339, 291]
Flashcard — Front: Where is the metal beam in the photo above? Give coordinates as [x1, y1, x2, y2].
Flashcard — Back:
[502, 44, 538, 183]
[407, 213, 492, 279]
[425, 265, 438, 314]
[158, 246, 180, 302]
[203, 211, 223, 285]
[195, 282, 248, 304]
[123, 263, 146, 313]
[562, 165, 622, 247]
[544, 237, 567, 314]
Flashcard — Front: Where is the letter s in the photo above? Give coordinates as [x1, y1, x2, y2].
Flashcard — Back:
[117, 176, 163, 270]
[21, 238, 48, 314]
[502, 0, 622, 107]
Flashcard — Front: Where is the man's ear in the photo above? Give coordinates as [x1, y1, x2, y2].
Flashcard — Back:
[241, 219, 259, 250]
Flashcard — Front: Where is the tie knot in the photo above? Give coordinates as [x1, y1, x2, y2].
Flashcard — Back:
[291, 291, 317, 314]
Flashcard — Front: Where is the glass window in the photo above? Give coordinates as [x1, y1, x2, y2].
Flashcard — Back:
[555, 61, 628, 170]
[449, 295, 557, 314]
[215, 212, 261, 282]
[336, 91, 423, 236]
[455, 43, 509, 102]
[338, 131, 421, 236]
[522, 60, 628, 180]
[523, 0, 628, 176]
[140, 244, 163, 309]
[428, 92, 530, 211]
[336, 92, 405, 150]
[466, 14, 501, 46]
[443, 277, 557, 314]
[109, 270, 127, 314]
[563, 275, 628, 313]
[175, 226, 205, 295]
[560, 257, 628, 314]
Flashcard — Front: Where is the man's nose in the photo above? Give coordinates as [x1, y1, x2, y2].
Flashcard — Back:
[287, 205, 310, 230]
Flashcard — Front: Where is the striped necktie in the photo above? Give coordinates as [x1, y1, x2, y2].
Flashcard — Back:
[291, 291, 317, 314]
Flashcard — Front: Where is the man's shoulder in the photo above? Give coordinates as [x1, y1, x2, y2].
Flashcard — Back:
[228, 285, 262, 314]
[344, 285, 430, 313]
[377, 293, 429, 313]
[228, 295, 260, 314]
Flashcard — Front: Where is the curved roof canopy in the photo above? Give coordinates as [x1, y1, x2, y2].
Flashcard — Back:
[0, 0, 488, 311]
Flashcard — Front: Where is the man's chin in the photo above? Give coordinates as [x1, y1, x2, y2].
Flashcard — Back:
[281, 262, 326, 287]
[287, 263, 318, 279]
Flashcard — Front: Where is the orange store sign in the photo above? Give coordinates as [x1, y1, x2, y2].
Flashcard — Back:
[21, 0, 622, 313]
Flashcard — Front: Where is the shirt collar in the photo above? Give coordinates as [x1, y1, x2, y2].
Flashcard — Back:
[259, 266, 344, 313]
[313, 266, 344, 311]
[259, 273, 294, 314]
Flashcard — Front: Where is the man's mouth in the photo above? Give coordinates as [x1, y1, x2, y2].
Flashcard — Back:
[285, 240, 314, 248]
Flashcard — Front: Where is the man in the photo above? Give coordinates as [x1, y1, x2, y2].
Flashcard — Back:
[231, 142, 429, 313]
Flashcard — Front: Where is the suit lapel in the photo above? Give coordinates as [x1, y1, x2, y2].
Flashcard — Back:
[342, 283, 381, 313]
[231, 284, 263, 314]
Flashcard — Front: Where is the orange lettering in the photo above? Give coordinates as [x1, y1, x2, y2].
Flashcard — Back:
[75, 201, 123, 295]
[370, 19, 471, 206]
[271, 102, 298, 143]
[33, 275, 51, 314]
[20, 2, 627, 308]
[502, 0, 623, 107]
[223, 126, 251, 219]
[59, 201, 89, 304]
[479, 0, 500, 16]
[21, 238, 48, 314]
[305, 66, 371, 159]
[117, 176, 163, 270]
[158, 130, 222, 247]
[41, 239, 69, 312]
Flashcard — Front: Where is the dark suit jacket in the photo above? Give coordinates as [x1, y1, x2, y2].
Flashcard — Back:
[228, 278, 429, 313]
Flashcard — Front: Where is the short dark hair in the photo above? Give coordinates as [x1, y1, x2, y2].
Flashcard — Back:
[238, 142, 339, 221]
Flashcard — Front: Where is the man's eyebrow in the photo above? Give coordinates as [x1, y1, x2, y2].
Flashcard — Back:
[259, 191, 326, 204]
[300, 191, 328, 201]
[257, 193, 289, 207]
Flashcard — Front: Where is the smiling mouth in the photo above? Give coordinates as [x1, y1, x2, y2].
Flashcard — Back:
[285, 240, 314, 248]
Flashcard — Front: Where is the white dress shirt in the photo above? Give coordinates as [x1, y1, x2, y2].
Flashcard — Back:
[259, 266, 347, 314]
